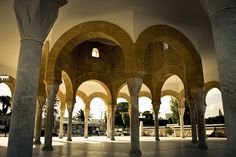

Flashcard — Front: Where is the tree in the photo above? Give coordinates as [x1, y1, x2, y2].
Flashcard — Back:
[74, 109, 85, 122]
[115, 102, 129, 128]
[142, 111, 154, 126]
[0, 96, 11, 116]
[170, 97, 179, 124]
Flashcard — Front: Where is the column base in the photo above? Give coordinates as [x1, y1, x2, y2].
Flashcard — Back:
[198, 143, 208, 150]
[110, 137, 115, 141]
[129, 149, 142, 157]
[67, 138, 72, 141]
[192, 140, 198, 144]
[155, 137, 160, 141]
[42, 146, 53, 151]
[58, 134, 64, 138]
[33, 140, 41, 144]
[84, 136, 88, 139]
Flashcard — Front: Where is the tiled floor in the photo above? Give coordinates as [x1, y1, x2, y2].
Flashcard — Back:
[0, 136, 228, 157]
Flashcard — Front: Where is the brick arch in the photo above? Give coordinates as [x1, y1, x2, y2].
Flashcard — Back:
[136, 25, 204, 89]
[47, 21, 135, 83]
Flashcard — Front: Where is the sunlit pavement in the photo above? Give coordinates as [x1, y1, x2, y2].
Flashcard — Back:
[0, 135, 228, 157]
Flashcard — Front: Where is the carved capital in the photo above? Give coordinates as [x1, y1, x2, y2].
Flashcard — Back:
[14, 0, 68, 42]
[200, 0, 236, 18]
[127, 77, 143, 96]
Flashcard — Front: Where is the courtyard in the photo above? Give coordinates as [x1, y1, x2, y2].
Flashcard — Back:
[0, 136, 228, 157]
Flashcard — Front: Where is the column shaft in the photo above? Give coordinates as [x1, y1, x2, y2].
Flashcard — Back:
[84, 109, 90, 138]
[67, 110, 73, 141]
[193, 90, 208, 149]
[204, 1, 236, 155]
[43, 84, 59, 151]
[127, 77, 142, 155]
[7, 40, 43, 157]
[190, 104, 197, 143]
[153, 103, 160, 141]
[34, 97, 45, 144]
[179, 107, 185, 138]
[110, 106, 116, 140]
[59, 105, 65, 138]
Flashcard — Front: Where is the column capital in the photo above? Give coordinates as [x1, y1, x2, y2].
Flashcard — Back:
[14, 0, 68, 42]
[200, 0, 236, 18]
[66, 100, 75, 113]
[127, 77, 143, 96]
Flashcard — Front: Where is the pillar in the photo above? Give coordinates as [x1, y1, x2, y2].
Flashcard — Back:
[67, 101, 75, 141]
[42, 84, 59, 151]
[127, 77, 143, 156]
[139, 120, 144, 136]
[106, 111, 111, 138]
[192, 88, 208, 149]
[59, 102, 66, 138]
[178, 107, 185, 138]
[201, 0, 236, 155]
[84, 108, 90, 138]
[189, 102, 197, 143]
[34, 97, 45, 144]
[152, 102, 160, 141]
[110, 105, 116, 141]
[7, 1, 67, 156]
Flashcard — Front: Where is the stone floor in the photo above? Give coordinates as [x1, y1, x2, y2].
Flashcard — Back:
[0, 136, 228, 157]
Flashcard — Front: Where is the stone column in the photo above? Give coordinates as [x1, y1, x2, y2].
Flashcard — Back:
[152, 102, 160, 141]
[178, 107, 185, 138]
[67, 101, 75, 141]
[34, 97, 46, 144]
[59, 102, 66, 138]
[189, 101, 197, 144]
[7, 1, 67, 156]
[192, 88, 208, 149]
[84, 108, 90, 138]
[106, 111, 111, 138]
[42, 84, 59, 151]
[201, 0, 236, 155]
[127, 77, 143, 155]
[110, 105, 116, 141]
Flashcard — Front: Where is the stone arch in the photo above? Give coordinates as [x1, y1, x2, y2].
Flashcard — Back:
[203, 81, 221, 95]
[154, 65, 185, 101]
[88, 92, 109, 111]
[47, 21, 135, 84]
[136, 25, 204, 89]
[0, 76, 15, 98]
[57, 90, 66, 103]
[161, 90, 181, 102]
[117, 92, 130, 103]
[76, 78, 112, 105]
[139, 91, 152, 100]
[62, 71, 73, 102]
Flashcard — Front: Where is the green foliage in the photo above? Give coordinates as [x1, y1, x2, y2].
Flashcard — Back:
[0, 96, 11, 116]
[74, 109, 85, 122]
[142, 111, 154, 126]
[115, 102, 129, 128]
[205, 115, 225, 124]
[170, 97, 179, 124]
[42, 97, 59, 117]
